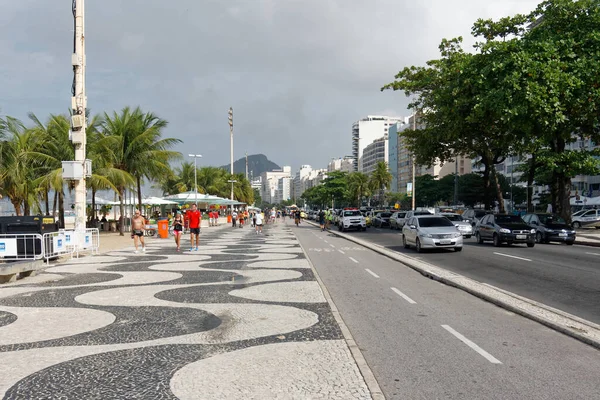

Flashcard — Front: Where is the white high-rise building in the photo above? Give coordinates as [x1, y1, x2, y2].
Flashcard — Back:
[352, 115, 403, 172]
[261, 166, 292, 204]
[328, 157, 355, 173]
[293, 165, 313, 200]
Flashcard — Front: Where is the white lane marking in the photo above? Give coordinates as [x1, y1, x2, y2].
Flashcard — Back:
[441, 325, 502, 364]
[391, 287, 417, 304]
[349, 257, 359, 264]
[324, 240, 329, 244]
[338, 250, 345, 255]
[365, 269, 380, 278]
[493, 252, 532, 262]
[329, 244, 335, 248]
[585, 252, 600, 256]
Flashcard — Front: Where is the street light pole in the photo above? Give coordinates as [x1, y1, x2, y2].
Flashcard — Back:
[73, 0, 86, 231]
[510, 155, 514, 213]
[228, 107, 234, 214]
[411, 111, 416, 211]
[188, 154, 202, 206]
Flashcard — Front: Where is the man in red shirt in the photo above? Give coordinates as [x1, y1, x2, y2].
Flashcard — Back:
[187, 203, 201, 251]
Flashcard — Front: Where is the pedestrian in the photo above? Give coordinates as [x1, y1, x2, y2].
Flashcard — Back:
[255, 210, 264, 234]
[318, 209, 325, 231]
[131, 209, 146, 254]
[186, 203, 201, 251]
[232, 210, 238, 227]
[239, 209, 245, 228]
[172, 211, 184, 251]
[252, 211, 257, 227]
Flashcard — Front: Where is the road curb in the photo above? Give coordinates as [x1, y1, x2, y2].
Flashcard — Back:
[306, 221, 600, 350]
[294, 225, 385, 400]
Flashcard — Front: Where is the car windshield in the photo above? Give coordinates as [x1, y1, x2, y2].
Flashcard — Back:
[538, 214, 566, 224]
[344, 211, 361, 217]
[418, 217, 455, 227]
[397, 212, 406, 218]
[442, 214, 463, 221]
[474, 210, 488, 218]
[380, 213, 392, 218]
[495, 215, 523, 224]
[415, 211, 432, 216]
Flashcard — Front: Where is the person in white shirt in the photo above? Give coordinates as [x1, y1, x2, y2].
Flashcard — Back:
[255, 212, 264, 234]
[232, 210, 238, 228]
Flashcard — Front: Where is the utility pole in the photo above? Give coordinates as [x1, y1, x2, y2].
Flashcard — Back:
[228, 107, 234, 214]
[73, 0, 87, 231]
[245, 152, 249, 181]
[454, 155, 459, 206]
[411, 111, 416, 211]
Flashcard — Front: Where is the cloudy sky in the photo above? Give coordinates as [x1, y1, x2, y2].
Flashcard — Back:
[1, 0, 540, 173]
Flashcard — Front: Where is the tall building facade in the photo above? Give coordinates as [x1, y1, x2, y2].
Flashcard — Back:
[293, 165, 313, 201]
[260, 166, 292, 204]
[352, 115, 403, 172]
[361, 137, 388, 176]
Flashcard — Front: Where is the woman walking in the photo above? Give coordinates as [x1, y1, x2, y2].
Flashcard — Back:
[172, 211, 184, 251]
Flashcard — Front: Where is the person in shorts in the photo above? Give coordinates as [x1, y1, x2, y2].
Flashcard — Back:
[255, 210, 264, 234]
[172, 211, 184, 251]
[187, 204, 201, 251]
[131, 210, 146, 253]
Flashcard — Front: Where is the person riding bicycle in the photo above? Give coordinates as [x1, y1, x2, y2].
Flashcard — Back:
[318, 209, 326, 231]
[294, 209, 302, 226]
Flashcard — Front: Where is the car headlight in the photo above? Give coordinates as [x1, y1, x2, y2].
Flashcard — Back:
[453, 232, 462, 238]
[530, 229, 536, 234]
[499, 228, 511, 234]
[419, 233, 433, 238]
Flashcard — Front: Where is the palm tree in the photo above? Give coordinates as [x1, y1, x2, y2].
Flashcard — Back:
[369, 161, 393, 207]
[348, 172, 371, 207]
[197, 166, 228, 195]
[102, 107, 181, 235]
[0, 116, 40, 215]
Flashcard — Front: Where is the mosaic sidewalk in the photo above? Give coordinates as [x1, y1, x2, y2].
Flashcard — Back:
[0, 223, 371, 399]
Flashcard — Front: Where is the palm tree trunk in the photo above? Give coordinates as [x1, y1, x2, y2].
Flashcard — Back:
[52, 190, 58, 217]
[119, 188, 125, 236]
[137, 175, 143, 213]
[58, 191, 65, 228]
[11, 199, 22, 216]
[92, 187, 97, 220]
[44, 189, 50, 215]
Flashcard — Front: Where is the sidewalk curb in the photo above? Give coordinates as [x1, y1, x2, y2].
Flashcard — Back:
[294, 226, 385, 400]
[306, 221, 600, 350]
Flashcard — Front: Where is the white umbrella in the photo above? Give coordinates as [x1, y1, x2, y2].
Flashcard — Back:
[144, 196, 178, 205]
[87, 196, 114, 205]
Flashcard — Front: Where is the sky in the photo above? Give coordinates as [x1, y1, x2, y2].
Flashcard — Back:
[0, 0, 541, 174]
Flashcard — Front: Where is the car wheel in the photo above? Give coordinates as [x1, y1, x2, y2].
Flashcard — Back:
[454, 247, 463, 252]
[362, 227, 366, 232]
[493, 233, 501, 247]
[416, 238, 423, 253]
[566, 241, 574, 245]
[572, 221, 581, 229]
[338, 225, 342, 232]
[403, 235, 409, 249]
[476, 232, 484, 244]
[527, 242, 535, 248]
[535, 232, 543, 244]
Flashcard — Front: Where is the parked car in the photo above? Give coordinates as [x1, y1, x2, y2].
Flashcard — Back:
[571, 209, 600, 229]
[372, 212, 392, 228]
[441, 213, 473, 238]
[522, 213, 576, 245]
[402, 210, 434, 227]
[462, 209, 492, 227]
[402, 215, 463, 252]
[338, 208, 367, 232]
[389, 211, 407, 230]
[475, 214, 535, 247]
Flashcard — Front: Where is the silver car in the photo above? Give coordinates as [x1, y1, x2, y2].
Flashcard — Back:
[402, 215, 464, 252]
[441, 213, 473, 238]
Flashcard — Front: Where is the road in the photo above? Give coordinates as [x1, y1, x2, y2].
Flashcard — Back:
[292, 222, 600, 399]
[343, 225, 600, 324]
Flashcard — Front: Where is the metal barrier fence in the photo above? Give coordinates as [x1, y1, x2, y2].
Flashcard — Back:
[43, 229, 100, 263]
[0, 233, 45, 262]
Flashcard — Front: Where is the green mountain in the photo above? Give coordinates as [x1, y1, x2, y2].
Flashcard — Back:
[221, 154, 281, 179]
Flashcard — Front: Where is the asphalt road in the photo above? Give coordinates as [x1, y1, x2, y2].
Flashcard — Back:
[292, 222, 600, 399]
[339, 225, 600, 325]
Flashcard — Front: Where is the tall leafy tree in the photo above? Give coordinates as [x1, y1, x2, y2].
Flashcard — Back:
[369, 161, 392, 206]
[348, 172, 371, 206]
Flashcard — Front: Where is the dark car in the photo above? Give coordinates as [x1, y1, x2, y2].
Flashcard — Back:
[522, 213, 576, 245]
[462, 209, 492, 227]
[475, 214, 535, 247]
[372, 212, 392, 228]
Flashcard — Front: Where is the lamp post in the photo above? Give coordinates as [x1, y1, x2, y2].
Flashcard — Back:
[510, 155, 514, 213]
[188, 154, 202, 206]
[411, 111, 417, 211]
[228, 107, 234, 214]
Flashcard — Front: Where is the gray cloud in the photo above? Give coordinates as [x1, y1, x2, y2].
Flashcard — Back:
[0, 0, 539, 172]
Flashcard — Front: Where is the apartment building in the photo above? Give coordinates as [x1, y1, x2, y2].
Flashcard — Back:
[352, 115, 403, 172]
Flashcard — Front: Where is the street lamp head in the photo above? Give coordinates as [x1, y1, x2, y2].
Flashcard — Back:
[188, 154, 202, 158]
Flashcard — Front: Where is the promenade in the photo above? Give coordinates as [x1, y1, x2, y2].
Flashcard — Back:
[0, 222, 372, 399]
